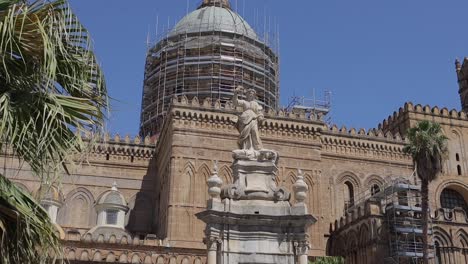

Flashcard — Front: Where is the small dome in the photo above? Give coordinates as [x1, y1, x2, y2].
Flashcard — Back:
[170, 5, 258, 40]
[97, 183, 126, 206]
[37, 184, 63, 203]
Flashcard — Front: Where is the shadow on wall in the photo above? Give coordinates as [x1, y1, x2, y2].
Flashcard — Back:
[126, 156, 158, 236]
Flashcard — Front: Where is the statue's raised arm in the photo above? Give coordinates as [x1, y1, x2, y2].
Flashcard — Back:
[233, 86, 264, 153]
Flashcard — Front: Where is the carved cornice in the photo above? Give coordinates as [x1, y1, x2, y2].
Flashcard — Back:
[322, 126, 409, 162]
[168, 95, 323, 143]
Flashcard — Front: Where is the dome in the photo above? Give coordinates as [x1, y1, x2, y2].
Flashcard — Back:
[97, 183, 126, 206]
[169, 5, 258, 40]
[37, 184, 63, 204]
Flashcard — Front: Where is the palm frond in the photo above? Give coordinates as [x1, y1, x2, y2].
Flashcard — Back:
[0, 175, 62, 264]
[0, 0, 108, 263]
[404, 120, 448, 182]
[0, 0, 108, 180]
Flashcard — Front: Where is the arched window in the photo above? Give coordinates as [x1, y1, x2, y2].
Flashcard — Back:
[456, 153, 460, 162]
[344, 181, 354, 209]
[371, 184, 381, 195]
[440, 188, 468, 213]
[458, 165, 462, 176]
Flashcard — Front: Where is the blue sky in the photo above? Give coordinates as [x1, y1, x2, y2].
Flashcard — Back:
[69, 0, 468, 135]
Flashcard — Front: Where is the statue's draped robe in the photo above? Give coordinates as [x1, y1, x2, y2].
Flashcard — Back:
[237, 100, 263, 150]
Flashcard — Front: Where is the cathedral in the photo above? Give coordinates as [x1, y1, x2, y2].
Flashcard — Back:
[2, 0, 468, 263]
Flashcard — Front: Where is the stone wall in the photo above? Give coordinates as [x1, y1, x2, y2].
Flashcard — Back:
[152, 95, 413, 255]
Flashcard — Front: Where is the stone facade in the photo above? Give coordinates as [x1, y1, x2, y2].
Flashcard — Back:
[3, 79, 468, 263]
[2, 0, 468, 262]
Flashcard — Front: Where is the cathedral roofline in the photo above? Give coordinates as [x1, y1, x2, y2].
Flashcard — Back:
[378, 102, 468, 136]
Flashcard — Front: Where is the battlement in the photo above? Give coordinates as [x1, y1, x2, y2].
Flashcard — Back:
[378, 102, 468, 135]
[170, 95, 326, 123]
[163, 95, 324, 146]
[324, 124, 405, 143]
[329, 199, 383, 234]
[81, 133, 156, 161]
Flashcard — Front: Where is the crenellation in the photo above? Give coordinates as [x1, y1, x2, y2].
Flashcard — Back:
[171, 94, 326, 123]
[380, 102, 468, 136]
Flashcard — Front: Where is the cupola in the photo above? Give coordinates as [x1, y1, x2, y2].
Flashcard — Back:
[95, 182, 129, 228]
[37, 184, 63, 224]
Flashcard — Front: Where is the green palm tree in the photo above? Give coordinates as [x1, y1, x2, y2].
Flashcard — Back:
[403, 120, 448, 264]
[0, 0, 107, 263]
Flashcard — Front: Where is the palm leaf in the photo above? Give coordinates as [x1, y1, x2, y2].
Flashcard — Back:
[0, 0, 108, 263]
[0, 175, 62, 264]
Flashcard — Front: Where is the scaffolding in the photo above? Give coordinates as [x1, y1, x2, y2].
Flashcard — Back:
[347, 179, 435, 264]
[140, 1, 280, 136]
[286, 90, 332, 122]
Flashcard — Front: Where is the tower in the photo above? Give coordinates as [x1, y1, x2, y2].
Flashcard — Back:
[139, 0, 280, 136]
[456, 58, 468, 112]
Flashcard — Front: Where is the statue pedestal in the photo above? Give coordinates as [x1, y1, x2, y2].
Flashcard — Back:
[197, 150, 316, 264]
[222, 149, 290, 201]
[197, 199, 314, 264]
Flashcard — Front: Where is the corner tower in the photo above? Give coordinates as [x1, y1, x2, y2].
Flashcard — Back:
[456, 58, 468, 112]
[140, 0, 280, 136]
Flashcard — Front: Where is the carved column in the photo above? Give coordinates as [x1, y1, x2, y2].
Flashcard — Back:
[206, 238, 218, 264]
[295, 241, 309, 264]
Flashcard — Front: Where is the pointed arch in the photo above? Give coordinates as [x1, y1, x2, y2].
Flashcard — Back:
[433, 226, 453, 247]
[284, 171, 297, 203]
[174, 162, 195, 204]
[304, 173, 317, 214]
[286, 171, 298, 185]
[195, 163, 211, 205]
[455, 229, 468, 248]
[336, 171, 361, 188]
[364, 175, 384, 188]
[59, 187, 95, 227]
[359, 224, 370, 247]
[219, 165, 232, 184]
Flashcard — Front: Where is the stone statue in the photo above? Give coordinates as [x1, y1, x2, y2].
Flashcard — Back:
[233, 86, 264, 152]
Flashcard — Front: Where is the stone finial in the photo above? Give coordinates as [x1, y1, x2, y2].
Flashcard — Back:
[111, 181, 118, 191]
[293, 169, 308, 204]
[207, 161, 223, 200]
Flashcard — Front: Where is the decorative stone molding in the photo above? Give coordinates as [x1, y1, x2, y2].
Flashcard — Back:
[433, 208, 468, 224]
[321, 133, 410, 163]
